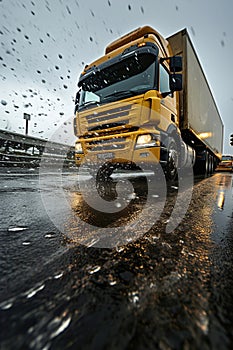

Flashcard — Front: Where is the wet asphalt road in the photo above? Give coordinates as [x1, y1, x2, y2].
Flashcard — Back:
[0, 167, 233, 349]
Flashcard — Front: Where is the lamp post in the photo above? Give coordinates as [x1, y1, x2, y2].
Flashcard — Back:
[23, 113, 31, 135]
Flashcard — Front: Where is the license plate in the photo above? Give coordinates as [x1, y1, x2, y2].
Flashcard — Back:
[97, 152, 114, 160]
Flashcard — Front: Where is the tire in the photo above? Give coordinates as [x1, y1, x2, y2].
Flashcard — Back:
[209, 155, 213, 175]
[194, 150, 208, 176]
[206, 152, 210, 176]
[95, 163, 117, 200]
[165, 140, 179, 181]
[96, 162, 117, 182]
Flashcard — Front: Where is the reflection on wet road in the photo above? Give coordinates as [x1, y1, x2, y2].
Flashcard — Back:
[0, 168, 233, 349]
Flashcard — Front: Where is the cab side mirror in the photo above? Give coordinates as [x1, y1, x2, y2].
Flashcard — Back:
[169, 74, 182, 91]
[74, 90, 80, 113]
[170, 56, 182, 72]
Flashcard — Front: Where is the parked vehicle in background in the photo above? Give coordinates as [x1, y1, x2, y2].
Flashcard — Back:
[215, 155, 233, 172]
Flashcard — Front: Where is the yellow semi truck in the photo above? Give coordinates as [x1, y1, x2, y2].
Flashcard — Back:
[73, 26, 223, 180]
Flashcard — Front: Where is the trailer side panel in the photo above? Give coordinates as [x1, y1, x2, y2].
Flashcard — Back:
[168, 30, 223, 158]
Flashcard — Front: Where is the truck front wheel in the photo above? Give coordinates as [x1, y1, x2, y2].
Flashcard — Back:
[165, 141, 179, 181]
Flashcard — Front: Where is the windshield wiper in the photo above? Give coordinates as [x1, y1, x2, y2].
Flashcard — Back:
[103, 90, 138, 100]
[81, 100, 100, 108]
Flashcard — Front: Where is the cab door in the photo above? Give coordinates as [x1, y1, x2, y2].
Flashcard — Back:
[158, 63, 178, 131]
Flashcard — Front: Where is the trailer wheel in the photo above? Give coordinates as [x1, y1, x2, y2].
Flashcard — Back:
[165, 141, 179, 181]
[206, 152, 214, 176]
[194, 150, 209, 176]
[208, 154, 214, 175]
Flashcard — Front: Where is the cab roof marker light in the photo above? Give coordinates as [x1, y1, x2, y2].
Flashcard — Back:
[137, 43, 146, 47]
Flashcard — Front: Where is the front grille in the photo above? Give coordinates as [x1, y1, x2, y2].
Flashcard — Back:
[85, 105, 132, 131]
[86, 136, 129, 152]
[80, 102, 141, 152]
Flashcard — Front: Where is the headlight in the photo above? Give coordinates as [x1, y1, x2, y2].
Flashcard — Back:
[135, 134, 160, 148]
[75, 142, 83, 153]
[136, 134, 153, 145]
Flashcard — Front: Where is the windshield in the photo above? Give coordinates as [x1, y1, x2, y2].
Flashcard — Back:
[78, 52, 157, 109]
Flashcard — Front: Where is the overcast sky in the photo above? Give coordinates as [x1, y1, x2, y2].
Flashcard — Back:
[1, 0, 233, 153]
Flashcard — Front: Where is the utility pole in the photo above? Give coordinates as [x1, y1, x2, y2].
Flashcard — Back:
[23, 113, 31, 135]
